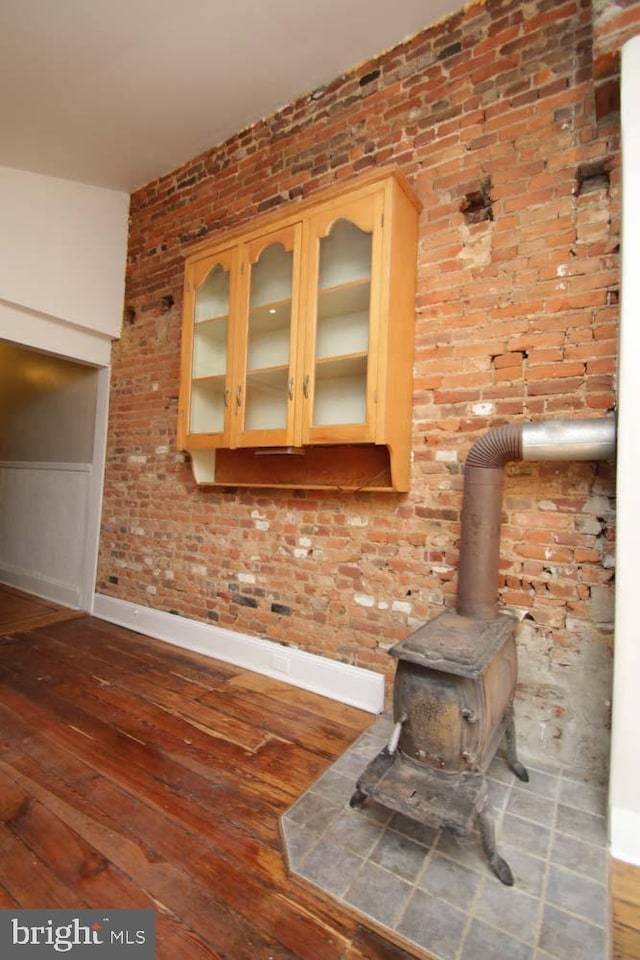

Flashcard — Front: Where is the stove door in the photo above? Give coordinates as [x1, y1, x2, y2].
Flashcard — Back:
[393, 661, 481, 772]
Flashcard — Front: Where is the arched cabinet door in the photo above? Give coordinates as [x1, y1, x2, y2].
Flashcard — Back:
[299, 191, 385, 446]
[178, 246, 238, 450]
[231, 224, 303, 448]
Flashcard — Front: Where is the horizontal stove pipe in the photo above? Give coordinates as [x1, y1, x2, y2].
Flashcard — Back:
[456, 417, 616, 620]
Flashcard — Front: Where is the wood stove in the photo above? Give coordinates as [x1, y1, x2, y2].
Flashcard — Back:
[350, 417, 616, 886]
[350, 609, 528, 885]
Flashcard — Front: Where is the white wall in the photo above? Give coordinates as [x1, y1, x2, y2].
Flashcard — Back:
[0, 166, 129, 607]
[0, 343, 98, 462]
[0, 165, 129, 365]
[610, 35, 640, 865]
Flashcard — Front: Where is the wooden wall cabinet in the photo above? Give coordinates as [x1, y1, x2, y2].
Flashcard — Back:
[177, 169, 421, 491]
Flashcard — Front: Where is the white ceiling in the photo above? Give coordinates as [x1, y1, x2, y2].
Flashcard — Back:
[0, 0, 463, 193]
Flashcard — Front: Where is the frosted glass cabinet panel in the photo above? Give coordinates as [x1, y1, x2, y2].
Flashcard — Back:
[313, 355, 368, 426]
[180, 249, 236, 441]
[318, 218, 372, 288]
[235, 226, 301, 446]
[301, 195, 380, 444]
[311, 219, 372, 429]
[177, 169, 421, 491]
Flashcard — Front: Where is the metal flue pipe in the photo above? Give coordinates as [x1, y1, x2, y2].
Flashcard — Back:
[456, 417, 616, 620]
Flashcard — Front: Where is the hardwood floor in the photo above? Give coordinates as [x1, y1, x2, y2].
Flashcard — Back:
[0, 584, 83, 634]
[0, 605, 422, 960]
[612, 859, 640, 960]
[2, 590, 640, 959]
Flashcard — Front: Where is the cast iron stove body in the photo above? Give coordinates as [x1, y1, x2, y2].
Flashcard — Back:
[350, 419, 616, 885]
[351, 610, 529, 885]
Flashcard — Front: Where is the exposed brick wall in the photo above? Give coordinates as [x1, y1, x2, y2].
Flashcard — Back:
[99, 0, 628, 775]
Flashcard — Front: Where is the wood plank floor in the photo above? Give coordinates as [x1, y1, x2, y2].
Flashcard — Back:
[0, 584, 83, 635]
[2, 590, 640, 959]
[0, 603, 422, 959]
[612, 859, 640, 960]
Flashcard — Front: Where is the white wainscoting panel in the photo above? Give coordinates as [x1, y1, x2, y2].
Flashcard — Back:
[0, 461, 91, 607]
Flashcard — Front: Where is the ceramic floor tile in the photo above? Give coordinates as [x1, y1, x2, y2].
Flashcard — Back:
[331, 737, 384, 775]
[557, 778, 607, 817]
[353, 798, 394, 825]
[389, 811, 439, 847]
[280, 722, 609, 960]
[554, 804, 607, 846]
[353, 732, 388, 757]
[508, 786, 556, 825]
[309, 767, 355, 805]
[435, 830, 490, 874]
[473, 876, 542, 945]
[501, 812, 552, 859]
[460, 918, 534, 960]
[418, 852, 481, 910]
[545, 864, 607, 926]
[521, 766, 561, 800]
[299, 836, 364, 898]
[487, 777, 512, 811]
[522, 757, 564, 776]
[344, 861, 413, 929]
[486, 755, 518, 784]
[287, 791, 341, 832]
[324, 805, 386, 857]
[538, 903, 607, 960]
[370, 827, 430, 883]
[367, 715, 394, 740]
[280, 819, 318, 869]
[549, 831, 608, 883]
[397, 888, 467, 960]
[493, 844, 547, 898]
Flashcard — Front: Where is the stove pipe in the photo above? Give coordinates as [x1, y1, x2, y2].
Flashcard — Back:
[456, 417, 617, 620]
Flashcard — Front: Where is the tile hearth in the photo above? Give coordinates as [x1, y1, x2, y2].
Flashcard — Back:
[281, 716, 608, 960]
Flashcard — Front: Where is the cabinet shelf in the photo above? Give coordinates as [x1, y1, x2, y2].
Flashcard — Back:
[316, 282, 369, 360]
[246, 366, 290, 386]
[246, 361, 290, 373]
[195, 313, 229, 326]
[314, 352, 367, 372]
[192, 373, 226, 384]
[317, 278, 370, 315]
[192, 445, 395, 491]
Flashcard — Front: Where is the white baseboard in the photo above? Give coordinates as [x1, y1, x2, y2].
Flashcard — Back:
[0, 566, 81, 608]
[610, 805, 640, 866]
[92, 594, 385, 715]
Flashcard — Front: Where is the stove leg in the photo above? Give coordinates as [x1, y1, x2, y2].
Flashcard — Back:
[477, 800, 514, 886]
[349, 787, 367, 809]
[504, 703, 529, 782]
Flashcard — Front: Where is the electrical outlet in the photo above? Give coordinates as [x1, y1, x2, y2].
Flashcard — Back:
[271, 653, 291, 675]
